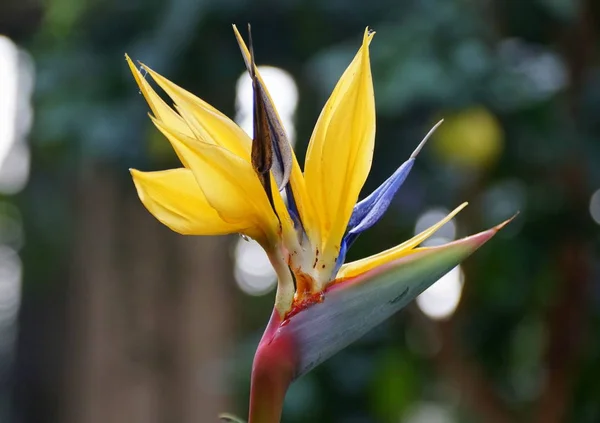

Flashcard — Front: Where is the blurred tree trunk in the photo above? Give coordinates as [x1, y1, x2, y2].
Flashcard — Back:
[63, 165, 234, 423]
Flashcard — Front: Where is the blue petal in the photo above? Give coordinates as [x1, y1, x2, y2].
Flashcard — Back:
[331, 121, 444, 278]
[285, 183, 301, 226]
[348, 158, 415, 238]
[332, 158, 415, 277]
[333, 239, 348, 276]
[285, 183, 306, 243]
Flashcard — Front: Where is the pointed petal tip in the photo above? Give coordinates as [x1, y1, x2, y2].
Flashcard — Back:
[494, 211, 519, 231]
[232, 24, 242, 39]
[129, 168, 143, 179]
[362, 27, 375, 46]
[460, 211, 517, 248]
[124, 54, 138, 73]
[410, 119, 444, 159]
[124, 53, 139, 68]
[232, 24, 244, 48]
[129, 168, 147, 186]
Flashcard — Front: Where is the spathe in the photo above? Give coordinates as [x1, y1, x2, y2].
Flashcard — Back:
[259, 218, 511, 378]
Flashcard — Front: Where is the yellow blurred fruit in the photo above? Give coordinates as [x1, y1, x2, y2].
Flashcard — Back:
[432, 107, 504, 170]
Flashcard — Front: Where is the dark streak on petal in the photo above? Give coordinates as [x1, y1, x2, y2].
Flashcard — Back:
[247, 25, 276, 210]
[235, 24, 293, 192]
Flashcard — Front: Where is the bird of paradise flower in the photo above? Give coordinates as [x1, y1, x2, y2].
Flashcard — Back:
[126, 25, 513, 423]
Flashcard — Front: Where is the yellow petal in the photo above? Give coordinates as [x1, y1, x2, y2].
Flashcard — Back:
[232, 24, 321, 248]
[152, 118, 280, 246]
[337, 202, 468, 279]
[126, 54, 195, 167]
[140, 63, 251, 161]
[131, 168, 247, 236]
[304, 28, 376, 259]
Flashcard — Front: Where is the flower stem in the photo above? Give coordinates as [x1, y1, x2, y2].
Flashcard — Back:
[266, 249, 295, 317]
[248, 310, 296, 423]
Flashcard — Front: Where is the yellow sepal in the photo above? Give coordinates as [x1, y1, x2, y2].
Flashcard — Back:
[126, 54, 251, 161]
[153, 118, 280, 246]
[126, 54, 196, 167]
[131, 168, 248, 236]
[141, 64, 251, 161]
[304, 28, 376, 260]
[337, 202, 468, 279]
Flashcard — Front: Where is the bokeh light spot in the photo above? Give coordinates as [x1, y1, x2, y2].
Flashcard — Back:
[405, 402, 454, 423]
[234, 238, 276, 296]
[235, 66, 298, 145]
[0, 246, 22, 329]
[414, 211, 464, 320]
[589, 189, 600, 225]
[0, 36, 33, 194]
[414, 208, 456, 241]
[417, 264, 464, 320]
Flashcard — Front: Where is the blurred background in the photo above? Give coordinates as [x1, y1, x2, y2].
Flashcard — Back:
[1, 0, 599, 422]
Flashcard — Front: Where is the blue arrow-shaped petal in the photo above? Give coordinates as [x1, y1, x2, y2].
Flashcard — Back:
[333, 121, 444, 275]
